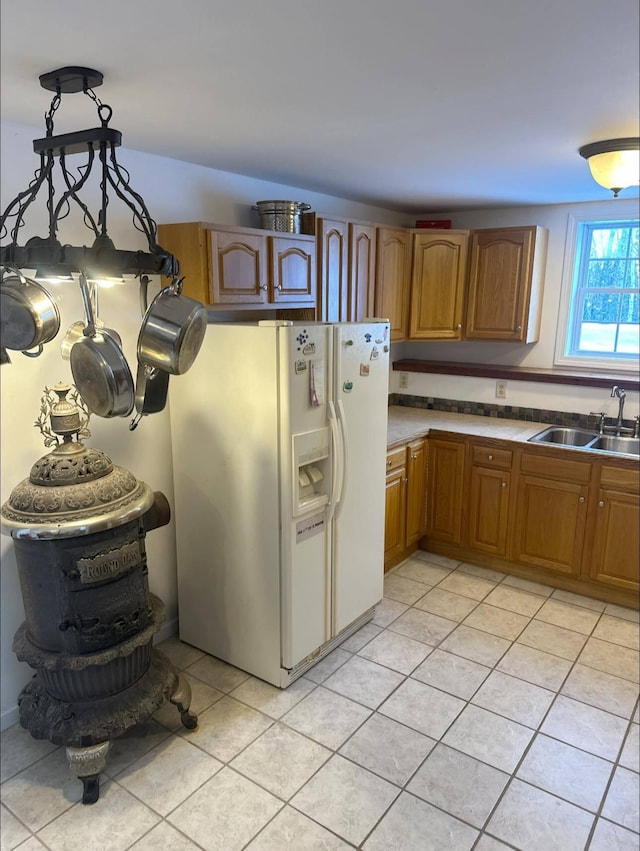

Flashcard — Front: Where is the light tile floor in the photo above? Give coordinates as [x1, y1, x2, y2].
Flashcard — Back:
[1, 551, 639, 851]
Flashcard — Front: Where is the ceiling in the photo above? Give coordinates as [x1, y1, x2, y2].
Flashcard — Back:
[1, 0, 639, 214]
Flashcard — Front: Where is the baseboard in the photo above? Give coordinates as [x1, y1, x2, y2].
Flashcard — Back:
[1, 704, 20, 732]
[152, 616, 179, 645]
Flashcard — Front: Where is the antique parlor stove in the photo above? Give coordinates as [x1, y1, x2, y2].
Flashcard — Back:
[1, 384, 197, 804]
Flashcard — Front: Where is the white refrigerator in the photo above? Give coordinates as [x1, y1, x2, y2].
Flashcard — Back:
[169, 319, 390, 687]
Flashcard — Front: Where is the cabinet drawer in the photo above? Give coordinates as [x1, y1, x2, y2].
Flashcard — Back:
[600, 465, 640, 491]
[520, 451, 592, 484]
[386, 447, 406, 472]
[472, 444, 513, 469]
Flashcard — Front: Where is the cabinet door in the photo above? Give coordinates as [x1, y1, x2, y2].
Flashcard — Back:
[384, 465, 407, 570]
[210, 230, 267, 304]
[426, 438, 465, 545]
[405, 439, 427, 545]
[588, 487, 639, 592]
[374, 227, 410, 342]
[465, 226, 543, 342]
[409, 231, 469, 340]
[468, 466, 510, 556]
[316, 218, 349, 321]
[270, 235, 316, 304]
[349, 223, 376, 321]
[157, 222, 211, 305]
[512, 474, 588, 575]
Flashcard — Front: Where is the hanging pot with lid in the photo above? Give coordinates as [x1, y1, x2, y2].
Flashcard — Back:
[0, 267, 61, 357]
[70, 273, 135, 418]
[137, 276, 207, 375]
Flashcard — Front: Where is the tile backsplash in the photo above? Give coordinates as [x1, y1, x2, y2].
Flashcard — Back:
[389, 393, 636, 432]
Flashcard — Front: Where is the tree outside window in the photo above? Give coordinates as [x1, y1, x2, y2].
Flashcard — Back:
[567, 221, 639, 360]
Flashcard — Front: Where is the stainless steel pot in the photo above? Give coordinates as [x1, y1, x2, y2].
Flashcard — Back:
[137, 277, 207, 375]
[252, 200, 311, 233]
[0, 269, 61, 357]
[70, 275, 135, 418]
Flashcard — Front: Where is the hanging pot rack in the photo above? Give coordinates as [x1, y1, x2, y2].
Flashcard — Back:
[0, 66, 179, 280]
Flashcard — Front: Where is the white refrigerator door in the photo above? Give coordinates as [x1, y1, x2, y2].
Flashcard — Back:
[331, 321, 389, 633]
[278, 323, 333, 670]
[170, 321, 332, 686]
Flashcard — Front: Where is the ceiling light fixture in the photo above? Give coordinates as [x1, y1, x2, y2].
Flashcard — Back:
[0, 67, 179, 281]
[579, 137, 640, 197]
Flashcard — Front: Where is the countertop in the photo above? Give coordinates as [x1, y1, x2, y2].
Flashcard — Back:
[386, 406, 639, 463]
[387, 406, 543, 448]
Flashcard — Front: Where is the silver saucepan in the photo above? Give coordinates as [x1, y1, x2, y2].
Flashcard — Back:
[0, 268, 61, 357]
[137, 277, 207, 375]
[70, 274, 135, 418]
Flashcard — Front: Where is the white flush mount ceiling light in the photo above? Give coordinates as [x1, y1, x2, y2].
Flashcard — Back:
[579, 137, 640, 197]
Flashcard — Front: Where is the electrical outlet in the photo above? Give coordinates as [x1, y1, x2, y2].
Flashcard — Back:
[399, 372, 409, 389]
[495, 380, 507, 399]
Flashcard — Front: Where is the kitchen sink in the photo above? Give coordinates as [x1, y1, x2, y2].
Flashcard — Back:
[528, 426, 640, 456]
[589, 436, 640, 456]
[528, 427, 597, 447]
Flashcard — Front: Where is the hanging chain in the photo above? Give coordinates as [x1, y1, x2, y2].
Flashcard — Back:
[83, 85, 113, 126]
[44, 91, 61, 136]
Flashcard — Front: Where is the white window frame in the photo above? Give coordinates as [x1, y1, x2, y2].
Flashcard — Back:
[554, 200, 640, 373]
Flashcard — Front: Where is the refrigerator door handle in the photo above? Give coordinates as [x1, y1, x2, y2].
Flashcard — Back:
[328, 401, 343, 513]
[335, 399, 348, 517]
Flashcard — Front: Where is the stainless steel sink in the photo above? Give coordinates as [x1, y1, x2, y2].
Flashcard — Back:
[528, 427, 597, 447]
[528, 426, 640, 456]
[589, 436, 640, 456]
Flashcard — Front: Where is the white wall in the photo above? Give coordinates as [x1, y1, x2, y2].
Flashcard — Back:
[390, 199, 640, 418]
[0, 120, 408, 729]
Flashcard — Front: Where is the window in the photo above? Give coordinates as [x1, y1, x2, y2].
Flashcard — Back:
[555, 203, 640, 371]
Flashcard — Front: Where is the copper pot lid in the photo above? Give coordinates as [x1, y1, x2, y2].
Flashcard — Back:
[1, 383, 153, 540]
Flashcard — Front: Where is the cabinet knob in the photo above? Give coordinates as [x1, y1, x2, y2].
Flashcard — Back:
[598, 500, 605, 508]
[501, 481, 507, 488]
[403, 478, 408, 484]
[386, 460, 392, 468]
[488, 454, 493, 460]
[276, 283, 282, 291]
[456, 323, 462, 330]
[260, 284, 268, 291]
[578, 496, 585, 503]
[515, 325, 522, 332]
[411, 454, 417, 461]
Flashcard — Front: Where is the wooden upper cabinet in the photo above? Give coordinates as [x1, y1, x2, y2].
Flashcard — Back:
[349, 222, 376, 321]
[269, 236, 315, 303]
[409, 230, 469, 340]
[210, 229, 266, 304]
[156, 221, 315, 308]
[312, 217, 349, 321]
[374, 226, 411, 342]
[465, 226, 548, 342]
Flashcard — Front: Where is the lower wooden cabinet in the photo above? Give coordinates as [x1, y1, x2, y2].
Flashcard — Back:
[467, 444, 512, 557]
[425, 436, 465, 546]
[511, 451, 590, 577]
[384, 438, 427, 571]
[587, 465, 640, 592]
[421, 432, 639, 607]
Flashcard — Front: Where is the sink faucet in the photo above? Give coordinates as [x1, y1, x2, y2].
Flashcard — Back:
[611, 385, 626, 435]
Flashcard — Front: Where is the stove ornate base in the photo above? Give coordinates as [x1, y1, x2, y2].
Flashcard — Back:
[16, 648, 197, 804]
